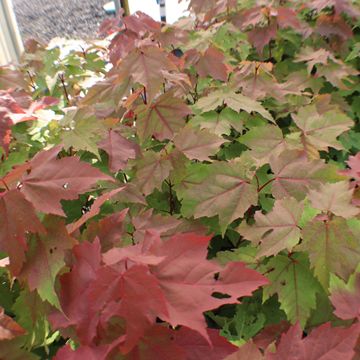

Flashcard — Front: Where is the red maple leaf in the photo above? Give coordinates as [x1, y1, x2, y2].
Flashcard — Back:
[268, 322, 360, 360]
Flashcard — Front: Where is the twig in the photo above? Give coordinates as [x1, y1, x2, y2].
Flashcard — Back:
[58, 73, 70, 105]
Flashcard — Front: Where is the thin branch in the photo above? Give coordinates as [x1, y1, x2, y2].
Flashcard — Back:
[167, 180, 175, 215]
[58, 73, 70, 105]
[0, 179, 9, 191]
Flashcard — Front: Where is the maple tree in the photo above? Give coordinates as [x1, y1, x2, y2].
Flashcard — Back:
[0, 0, 360, 358]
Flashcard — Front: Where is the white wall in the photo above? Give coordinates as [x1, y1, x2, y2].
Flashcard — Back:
[0, 0, 23, 65]
[129, 0, 189, 24]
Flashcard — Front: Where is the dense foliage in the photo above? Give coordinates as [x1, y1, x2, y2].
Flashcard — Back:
[1, 0, 360, 358]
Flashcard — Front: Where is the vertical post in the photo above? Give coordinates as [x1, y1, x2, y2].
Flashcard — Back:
[120, 0, 130, 16]
[0, 0, 24, 65]
[159, 0, 167, 23]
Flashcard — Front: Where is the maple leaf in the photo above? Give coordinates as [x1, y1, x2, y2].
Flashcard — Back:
[0, 67, 27, 90]
[98, 129, 140, 172]
[149, 233, 268, 339]
[19, 146, 113, 216]
[239, 124, 285, 164]
[117, 46, 178, 102]
[308, 0, 360, 17]
[48, 239, 108, 345]
[330, 271, 360, 320]
[174, 327, 238, 360]
[19, 216, 75, 308]
[173, 125, 226, 161]
[297, 216, 360, 289]
[54, 343, 113, 360]
[194, 46, 230, 82]
[315, 14, 353, 41]
[341, 152, 360, 185]
[188, 0, 217, 15]
[307, 181, 359, 218]
[267, 322, 360, 360]
[190, 108, 243, 136]
[133, 148, 176, 196]
[224, 341, 263, 360]
[0, 190, 45, 275]
[237, 198, 303, 258]
[0, 308, 26, 340]
[292, 105, 353, 151]
[269, 149, 341, 200]
[85, 209, 128, 251]
[181, 158, 258, 233]
[111, 264, 169, 353]
[61, 110, 108, 157]
[132, 209, 182, 243]
[247, 23, 277, 54]
[262, 253, 322, 326]
[195, 89, 273, 122]
[135, 91, 192, 142]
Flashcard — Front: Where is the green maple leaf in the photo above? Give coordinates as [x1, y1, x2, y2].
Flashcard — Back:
[292, 105, 353, 151]
[181, 157, 258, 234]
[194, 89, 274, 122]
[263, 253, 322, 327]
[297, 217, 360, 290]
[190, 108, 243, 136]
[239, 124, 284, 164]
[61, 109, 107, 157]
[238, 198, 303, 258]
[12, 289, 53, 350]
[19, 217, 74, 308]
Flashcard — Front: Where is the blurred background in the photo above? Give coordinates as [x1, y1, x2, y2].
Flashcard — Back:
[0, 0, 190, 65]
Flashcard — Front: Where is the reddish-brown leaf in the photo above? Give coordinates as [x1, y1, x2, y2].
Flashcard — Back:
[19, 216, 75, 307]
[98, 130, 140, 172]
[135, 91, 192, 142]
[0, 190, 45, 274]
[267, 322, 360, 360]
[330, 272, 360, 320]
[195, 46, 229, 82]
[150, 233, 268, 340]
[20, 146, 113, 216]
[118, 46, 178, 102]
[224, 341, 263, 360]
[0, 308, 26, 340]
